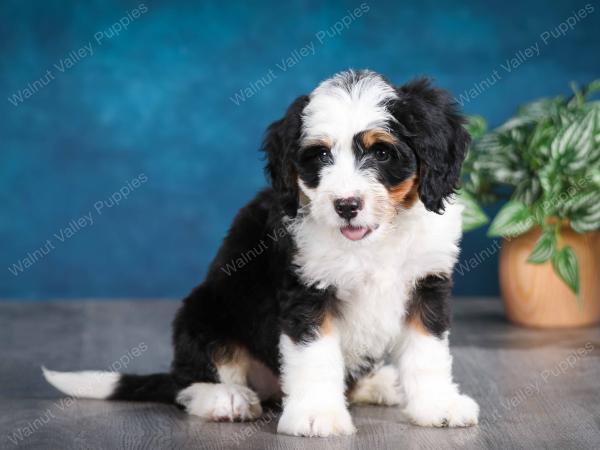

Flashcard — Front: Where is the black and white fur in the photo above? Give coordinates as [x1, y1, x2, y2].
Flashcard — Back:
[44, 70, 479, 436]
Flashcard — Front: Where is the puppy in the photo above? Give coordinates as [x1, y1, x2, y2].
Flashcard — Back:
[44, 70, 479, 437]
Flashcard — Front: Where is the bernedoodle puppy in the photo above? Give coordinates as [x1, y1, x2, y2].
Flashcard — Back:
[44, 70, 479, 437]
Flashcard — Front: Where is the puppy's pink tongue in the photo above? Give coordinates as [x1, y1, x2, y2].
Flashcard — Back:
[340, 225, 369, 241]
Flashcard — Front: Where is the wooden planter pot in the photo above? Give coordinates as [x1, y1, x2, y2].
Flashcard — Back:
[499, 227, 600, 328]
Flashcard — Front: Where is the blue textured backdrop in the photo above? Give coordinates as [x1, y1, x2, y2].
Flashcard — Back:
[1, 0, 599, 300]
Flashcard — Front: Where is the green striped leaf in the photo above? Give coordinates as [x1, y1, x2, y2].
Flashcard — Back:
[527, 229, 556, 264]
[563, 191, 600, 214]
[466, 116, 487, 140]
[551, 246, 580, 295]
[458, 189, 489, 232]
[551, 108, 595, 159]
[487, 201, 534, 238]
[513, 177, 541, 205]
[571, 219, 600, 233]
[564, 190, 600, 233]
[584, 79, 600, 97]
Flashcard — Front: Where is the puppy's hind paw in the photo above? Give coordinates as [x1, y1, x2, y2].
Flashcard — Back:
[176, 383, 262, 422]
[349, 365, 403, 406]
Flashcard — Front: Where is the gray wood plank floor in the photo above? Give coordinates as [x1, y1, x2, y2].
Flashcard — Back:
[1, 299, 599, 450]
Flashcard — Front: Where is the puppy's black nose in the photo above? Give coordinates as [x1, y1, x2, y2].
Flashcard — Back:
[333, 197, 362, 220]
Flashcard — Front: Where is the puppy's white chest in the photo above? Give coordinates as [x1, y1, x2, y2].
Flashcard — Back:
[334, 273, 409, 374]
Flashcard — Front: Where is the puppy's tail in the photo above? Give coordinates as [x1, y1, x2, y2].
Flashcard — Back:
[42, 366, 178, 404]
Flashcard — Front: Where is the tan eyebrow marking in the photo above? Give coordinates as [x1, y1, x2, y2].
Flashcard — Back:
[361, 129, 399, 148]
[302, 137, 333, 149]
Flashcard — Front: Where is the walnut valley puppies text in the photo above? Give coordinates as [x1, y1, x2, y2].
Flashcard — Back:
[7, 173, 148, 277]
[7, 3, 148, 107]
[456, 3, 595, 106]
[229, 2, 370, 105]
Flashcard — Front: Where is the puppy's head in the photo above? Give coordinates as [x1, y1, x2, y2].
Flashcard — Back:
[263, 70, 469, 241]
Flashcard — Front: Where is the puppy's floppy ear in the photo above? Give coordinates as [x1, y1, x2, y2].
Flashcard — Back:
[262, 95, 309, 217]
[393, 79, 470, 213]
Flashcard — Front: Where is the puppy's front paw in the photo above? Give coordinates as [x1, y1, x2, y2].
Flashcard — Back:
[404, 392, 479, 428]
[277, 402, 356, 437]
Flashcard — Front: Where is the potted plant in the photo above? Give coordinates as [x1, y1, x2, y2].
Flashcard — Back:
[460, 80, 600, 328]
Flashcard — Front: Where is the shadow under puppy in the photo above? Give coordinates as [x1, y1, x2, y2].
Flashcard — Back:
[44, 70, 479, 437]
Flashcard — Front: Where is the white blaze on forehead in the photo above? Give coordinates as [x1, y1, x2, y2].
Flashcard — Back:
[297, 71, 400, 227]
[301, 70, 398, 147]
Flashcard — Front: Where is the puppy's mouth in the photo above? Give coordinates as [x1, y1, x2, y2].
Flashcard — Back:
[340, 224, 378, 241]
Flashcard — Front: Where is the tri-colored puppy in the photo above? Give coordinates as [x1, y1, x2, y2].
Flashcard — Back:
[44, 70, 479, 437]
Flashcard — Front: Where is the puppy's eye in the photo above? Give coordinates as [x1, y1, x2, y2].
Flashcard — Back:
[374, 147, 390, 162]
[300, 146, 332, 165]
[318, 148, 332, 164]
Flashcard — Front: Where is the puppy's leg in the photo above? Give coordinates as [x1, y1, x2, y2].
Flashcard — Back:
[396, 275, 478, 427]
[172, 291, 262, 422]
[277, 315, 355, 437]
[349, 365, 403, 406]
